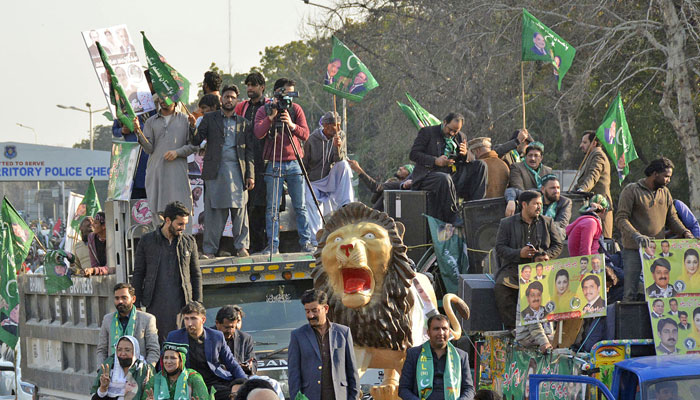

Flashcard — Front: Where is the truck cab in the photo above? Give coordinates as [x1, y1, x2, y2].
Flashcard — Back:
[529, 354, 700, 399]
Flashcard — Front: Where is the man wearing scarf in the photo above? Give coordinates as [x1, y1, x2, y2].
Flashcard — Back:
[152, 342, 210, 399]
[98, 283, 160, 366]
[398, 315, 474, 400]
[92, 335, 154, 400]
[539, 175, 572, 235]
[504, 142, 552, 217]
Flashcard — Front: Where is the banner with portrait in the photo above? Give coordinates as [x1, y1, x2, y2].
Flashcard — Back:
[187, 153, 232, 237]
[82, 24, 155, 116]
[107, 141, 140, 201]
[518, 254, 607, 327]
[63, 192, 84, 252]
[641, 239, 700, 355]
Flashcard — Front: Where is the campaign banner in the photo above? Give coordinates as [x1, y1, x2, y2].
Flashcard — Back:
[641, 239, 700, 355]
[82, 25, 155, 116]
[187, 153, 232, 237]
[64, 192, 84, 252]
[518, 254, 607, 326]
[107, 141, 140, 201]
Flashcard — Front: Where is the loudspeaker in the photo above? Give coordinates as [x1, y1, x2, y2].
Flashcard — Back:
[384, 190, 430, 263]
[461, 197, 506, 273]
[614, 301, 653, 340]
[458, 274, 503, 332]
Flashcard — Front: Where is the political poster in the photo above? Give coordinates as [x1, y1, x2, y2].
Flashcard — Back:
[81, 25, 155, 116]
[641, 239, 700, 355]
[64, 192, 84, 252]
[107, 141, 140, 201]
[187, 153, 232, 237]
[518, 254, 606, 326]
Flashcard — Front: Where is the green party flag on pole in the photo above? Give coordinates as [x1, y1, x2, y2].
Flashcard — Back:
[425, 214, 469, 294]
[322, 36, 378, 102]
[97, 42, 136, 132]
[1, 197, 34, 268]
[142, 32, 190, 105]
[0, 224, 19, 348]
[521, 9, 576, 90]
[44, 250, 73, 294]
[397, 93, 441, 129]
[70, 177, 102, 231]
[397, 102, 422, 129]
[595, 93, 638, 184]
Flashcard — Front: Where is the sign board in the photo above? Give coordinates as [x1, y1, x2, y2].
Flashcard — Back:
[0, 142, 110, 181]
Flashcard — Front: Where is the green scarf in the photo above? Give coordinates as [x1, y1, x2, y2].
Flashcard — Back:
[110, 307, 137, 350]
[509, 149, 521, 163]
[416, 341, 461, 400]
[153, 369, 192, 400]
[543, 202, 558, 218]
[523, 163, 543, 189]
[444, 136, 457, 156]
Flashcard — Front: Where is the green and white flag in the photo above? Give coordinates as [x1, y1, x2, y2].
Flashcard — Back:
[595, 93, 638, 184]
[142, 32, 190, 105]
[97, 42, 137, 132]
[322, 36, 378, 102]
[0, 224, 19, 348]
[44, 250, 73, 295]
[426, 214, 469, 294]
[1, 197, 34, 268]
[70, 177, 101, 231]
[397, 93, 441, 130]
[521, 9, 576, 90]
[107, 141, 141, 201]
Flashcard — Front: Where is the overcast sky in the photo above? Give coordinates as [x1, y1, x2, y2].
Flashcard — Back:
[2, 0, 329, 147]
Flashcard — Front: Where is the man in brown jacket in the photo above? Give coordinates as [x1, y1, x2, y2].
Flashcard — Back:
[574, 131, 613, 238]
[505, 142, 553, 216]
[616, 157, 693, 301]
[469, 137, 510, 198]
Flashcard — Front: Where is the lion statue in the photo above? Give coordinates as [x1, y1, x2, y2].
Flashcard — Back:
[312, 202, 469, 400]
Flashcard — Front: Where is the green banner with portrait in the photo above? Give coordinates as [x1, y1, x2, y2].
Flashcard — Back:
[322, 36, 378, 102]
[641, 239, 700, 355]
[518, 254, 607, 326]
[521, 9, 576, 90]
[107, 141, 140, 201]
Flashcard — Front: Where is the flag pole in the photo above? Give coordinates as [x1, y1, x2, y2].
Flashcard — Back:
[521, 62, 526, 130]
[567, 139, 595, 192]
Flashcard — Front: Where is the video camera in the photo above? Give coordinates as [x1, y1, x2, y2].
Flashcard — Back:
[266, 88, 300, 114]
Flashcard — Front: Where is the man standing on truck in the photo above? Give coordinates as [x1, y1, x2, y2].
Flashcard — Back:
[97, 283, 160, 365]
[398, 314, 475, 400]
[132, 201, 202, 343]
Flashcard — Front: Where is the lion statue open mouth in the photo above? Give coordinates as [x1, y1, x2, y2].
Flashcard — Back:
[312, 202, 469, 400]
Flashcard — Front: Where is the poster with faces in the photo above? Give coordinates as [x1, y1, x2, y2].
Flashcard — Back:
[641, 239, 700, 355]
[82, 25, 156, 116]
[517, 254, 606, 327]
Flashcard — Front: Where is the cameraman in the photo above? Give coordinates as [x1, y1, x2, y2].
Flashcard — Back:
[253, 78, 314, 253]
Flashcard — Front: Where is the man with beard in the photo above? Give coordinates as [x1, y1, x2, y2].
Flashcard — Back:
[167, 301, 246, 400]
[97, 283, 159, 365]
[494, 190, 562, 352]
[195, 85, 254, 258]
[235, 72, 269, 253]
[468, 137, 510, 198]
[656, 318, 680, 354]
[132, 201, 202, 343]
[646, 258, 678, 298]
[616, 157, 692, 301]
[287, 289, 359, 400]
[215, 305, 257, 375]
[504, 142, 553, 217]
[539, 175, 572, 235]
[574, 131, 613, 238]
[348, 160, 413, 211]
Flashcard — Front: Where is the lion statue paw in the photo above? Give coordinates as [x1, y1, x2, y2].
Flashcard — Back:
[370, 383, 398, 400]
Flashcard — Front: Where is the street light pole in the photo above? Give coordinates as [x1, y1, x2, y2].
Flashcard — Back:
[15, 123, 38, 144]
[56, 103, 108, 150]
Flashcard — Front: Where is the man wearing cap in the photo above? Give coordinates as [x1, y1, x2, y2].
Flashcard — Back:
[302, 111, 354, 241]
[646, 258, 678, 298]
[505, 142, 552, 216]
[617, 157, 692, 301]
[574, 131, 613, 238]
[566, 194, 610, 256]
[409, 112, 487, 223]
[469, 137, 510, 198]
[348, 160, 413, 211]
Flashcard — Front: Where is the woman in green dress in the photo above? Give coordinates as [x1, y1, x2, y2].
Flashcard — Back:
[147, 342, 211, 400]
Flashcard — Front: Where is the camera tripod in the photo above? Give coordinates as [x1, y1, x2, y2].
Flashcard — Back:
[266, 120, 325, 260]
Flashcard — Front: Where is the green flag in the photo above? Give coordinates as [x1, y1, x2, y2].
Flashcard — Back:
[70, 177, 101, 231]
[44, 250, 73, 294]
[521, 9, 576, 90]
[397, 93, 441, 129]
[1, 197, 34, 268]
[425, 214, 469, 294]
[595, 93, 638, 184]
[0, 224, 19, 348]
[322, 36, 378, 101]
[142, 32, 190, 105]
[107, 141, 141, 201]
[397, 102, 422, 129]
[97, 42, 136, 132]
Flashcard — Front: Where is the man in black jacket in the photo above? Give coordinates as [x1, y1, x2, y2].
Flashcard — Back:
[195, 85, 254, 258]
[409, 112, 487, 223]
[132, 201, 202, 343]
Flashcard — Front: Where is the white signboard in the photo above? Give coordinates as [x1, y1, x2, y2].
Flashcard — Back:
[0, 142, 111, 181]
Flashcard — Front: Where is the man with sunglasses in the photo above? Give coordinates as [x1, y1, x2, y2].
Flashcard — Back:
[409, 112, 487, 224]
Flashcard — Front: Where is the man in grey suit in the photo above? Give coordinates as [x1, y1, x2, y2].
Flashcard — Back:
[288, 289, 359, 400]
[97, 283, 160, 365]
[195, 85, 255, 259]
